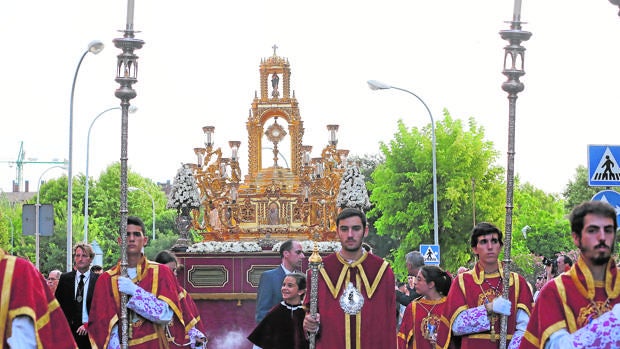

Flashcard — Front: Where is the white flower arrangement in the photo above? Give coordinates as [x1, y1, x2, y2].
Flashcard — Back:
[337, 165, 371, 210]
[187, 241, 262, 253]
[167, 164, 201, 212]
[272, 240, 341, 254]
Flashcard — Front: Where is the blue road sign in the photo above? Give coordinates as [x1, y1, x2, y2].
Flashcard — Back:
[591, 190, 620, 224]
[420, 244, 440, 265]
[588, 145, 620, 186]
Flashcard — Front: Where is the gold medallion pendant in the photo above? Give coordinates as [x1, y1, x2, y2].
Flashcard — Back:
[421, 314, 440, 344]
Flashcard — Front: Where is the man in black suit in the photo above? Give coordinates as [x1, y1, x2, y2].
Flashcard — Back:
[55, 242, 100, 349]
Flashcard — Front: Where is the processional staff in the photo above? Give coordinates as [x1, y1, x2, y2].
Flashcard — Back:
[114, 0, 144, 348]
[498, 0, 531, 348]
[307, 242, 323, 349]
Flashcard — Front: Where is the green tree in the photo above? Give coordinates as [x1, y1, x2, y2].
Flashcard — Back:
[5, 163, 181, 272]
[88, 163, 172, 268]
[562, 165, 618, 210]
[510, 182, 569, 279]
[369, 111, 505, 275]
[0, 194, 20, 255]
[29, 176, 70, 272]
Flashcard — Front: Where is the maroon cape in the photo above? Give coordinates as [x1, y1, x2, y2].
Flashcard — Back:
[520, 257, 620, 349]
[0, 248, 77, 348]
[303, 252, 396, 349]
[88, 256, 193, 349]
[439, 262, 533, 349]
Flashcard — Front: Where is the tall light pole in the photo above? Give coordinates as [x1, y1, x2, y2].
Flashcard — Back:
[128, 186, 156, 240]
[84, 106, 137, 242]
[68, 40, 104, 272]
[37, 165, 67, 270]
[367, 80, 439, 246]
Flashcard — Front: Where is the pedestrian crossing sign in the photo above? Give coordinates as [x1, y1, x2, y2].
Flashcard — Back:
[419, 244, 440, 265]
[588, 145, 620, 187]
[591, 190, 620, 224]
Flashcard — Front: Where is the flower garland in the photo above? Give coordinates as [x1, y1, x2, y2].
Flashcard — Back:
[272, 240, 342, 254]
[185, 240, 341, 254]
[188, 241, 262, 253]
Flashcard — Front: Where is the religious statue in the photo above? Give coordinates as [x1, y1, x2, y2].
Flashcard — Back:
[267, 202, 280, 225]
[271, 73, 280, 98]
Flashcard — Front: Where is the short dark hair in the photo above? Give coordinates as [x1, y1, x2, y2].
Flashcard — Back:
[569, 201, 617, 239]
[154, 250, 178, 265]
[559, 255, 573, 267]
[279, 239, 295, 258]
[90, 265, 103, 273]
[336, 208, 367, 230]
[286, 272, 307, 297]
[470, 222, 503, 248]
[127, 216, 146, 235]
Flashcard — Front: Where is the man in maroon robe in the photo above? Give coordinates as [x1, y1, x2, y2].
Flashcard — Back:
[439, 222, 533, 349]
[520, 201, 620, 348]
[0, 247, 77, 348]
[88, 216, 200, 349]
[303, 208, 397, 349]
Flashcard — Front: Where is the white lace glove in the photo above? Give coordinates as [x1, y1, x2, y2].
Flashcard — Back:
[118, 276, 138, 296]
[491, 297, 512, 316]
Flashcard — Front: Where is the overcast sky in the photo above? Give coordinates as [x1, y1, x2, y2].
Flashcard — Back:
[1, 1, 619, 197]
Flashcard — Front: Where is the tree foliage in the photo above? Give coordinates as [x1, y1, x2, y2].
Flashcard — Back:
[0, 163, 190, 272]
[369, 111, 506, 275]
[562, 165, 618, 210]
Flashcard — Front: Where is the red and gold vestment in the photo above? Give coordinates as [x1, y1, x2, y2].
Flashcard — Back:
[304, 252, 396, 349]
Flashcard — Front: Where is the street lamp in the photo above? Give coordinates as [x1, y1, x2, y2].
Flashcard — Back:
[67, 40, 104, 271]
[128, 186, 156, 240]
[367, 80, 439, 246]
[84, 105, 137, 242]
[37, 165, 67, 270]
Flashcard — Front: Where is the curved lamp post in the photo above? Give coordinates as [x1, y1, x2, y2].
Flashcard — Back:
[128, 186, 156, 240]
[367, 80, 439, 246]
[67, 40, 104, 271]
[37, 165, 67, 270]
[83, 105, 137, 242]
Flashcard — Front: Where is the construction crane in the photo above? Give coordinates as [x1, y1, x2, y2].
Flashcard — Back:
[0, 141, 67, 192]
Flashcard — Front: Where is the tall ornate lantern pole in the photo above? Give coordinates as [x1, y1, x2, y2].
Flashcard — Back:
[114, 1, 144, 348]
[498, 1, 531, 348]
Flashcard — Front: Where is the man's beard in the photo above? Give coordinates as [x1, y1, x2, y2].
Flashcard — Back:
[342, 241, 363, 253]
[579, 241, 613, 266]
